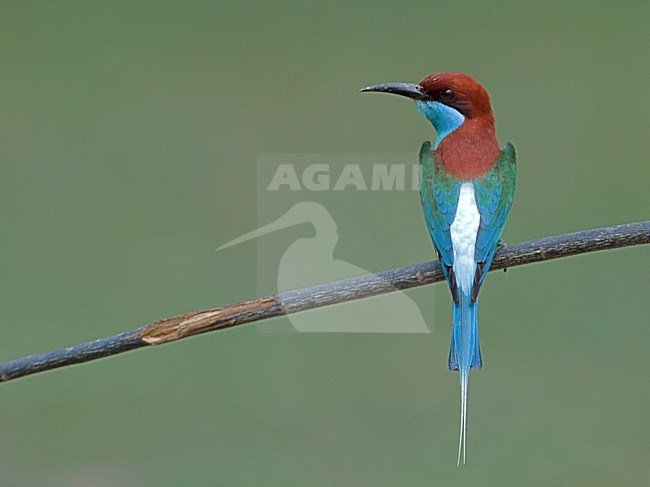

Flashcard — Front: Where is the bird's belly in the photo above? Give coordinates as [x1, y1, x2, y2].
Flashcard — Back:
[450, 183, 480, 294]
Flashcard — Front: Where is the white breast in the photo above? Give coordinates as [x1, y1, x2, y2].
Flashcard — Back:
[450, 183, 480, 295]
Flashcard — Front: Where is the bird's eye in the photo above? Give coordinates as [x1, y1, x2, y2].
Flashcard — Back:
[441, 88, 454, 100]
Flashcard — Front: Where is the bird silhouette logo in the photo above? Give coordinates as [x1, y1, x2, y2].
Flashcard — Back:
[218, 201, 429, 333]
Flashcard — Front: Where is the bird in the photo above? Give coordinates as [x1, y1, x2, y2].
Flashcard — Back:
[360, 72, 516, 464]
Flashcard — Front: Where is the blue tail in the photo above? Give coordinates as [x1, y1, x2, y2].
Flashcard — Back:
[448, 292, 481, 465]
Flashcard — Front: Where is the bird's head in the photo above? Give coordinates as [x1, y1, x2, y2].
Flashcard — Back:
[361, 72, 494, 148]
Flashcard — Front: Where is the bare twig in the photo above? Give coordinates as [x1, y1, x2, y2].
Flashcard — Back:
[1, 221, 648, 383]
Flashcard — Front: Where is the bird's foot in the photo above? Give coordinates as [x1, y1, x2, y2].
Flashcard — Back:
[497, 239, 508, 272]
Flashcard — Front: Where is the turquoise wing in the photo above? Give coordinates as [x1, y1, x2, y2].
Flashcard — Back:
[471, 142, 517, 300]
[419, 141, 461, 289]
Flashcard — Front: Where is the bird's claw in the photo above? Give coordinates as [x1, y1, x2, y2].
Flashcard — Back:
[497, 240, 508, 272]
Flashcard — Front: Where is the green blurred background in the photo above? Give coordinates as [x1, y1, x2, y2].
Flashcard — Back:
[1, 1, 649, 485]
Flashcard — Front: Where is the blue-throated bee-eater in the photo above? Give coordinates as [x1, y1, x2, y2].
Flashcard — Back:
[361, 72, 516, 463]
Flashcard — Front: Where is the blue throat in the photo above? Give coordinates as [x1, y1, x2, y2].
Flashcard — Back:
[415, 100, 465, 149]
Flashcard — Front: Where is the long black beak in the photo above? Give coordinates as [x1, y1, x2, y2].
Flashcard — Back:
[359, 82, 428, 101]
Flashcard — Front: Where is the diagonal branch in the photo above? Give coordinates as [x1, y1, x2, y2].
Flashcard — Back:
[1, 221, 648, 383]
